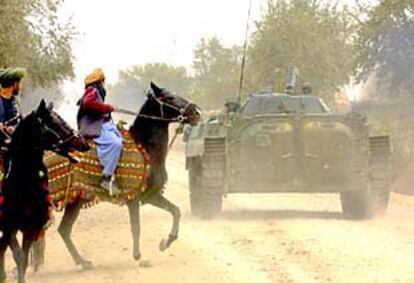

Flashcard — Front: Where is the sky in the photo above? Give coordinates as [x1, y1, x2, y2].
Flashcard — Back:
[61, 0, 375, 86]
[62, 0, 267, 84]
[57, 0, 376, 123]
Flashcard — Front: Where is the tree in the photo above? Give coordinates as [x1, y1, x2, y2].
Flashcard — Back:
[193, 37, 242, 109]
[0, 0, 75, 86]
[356, 0, 414, 97]
[247, 0, 358, 99]
[123, 63, 192, 96]
[107, 63, 193, 111]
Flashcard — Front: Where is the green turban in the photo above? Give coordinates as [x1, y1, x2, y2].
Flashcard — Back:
[0, 67, 27, 87]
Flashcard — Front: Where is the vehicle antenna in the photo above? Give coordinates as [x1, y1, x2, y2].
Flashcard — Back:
[238, 0, 253, 106]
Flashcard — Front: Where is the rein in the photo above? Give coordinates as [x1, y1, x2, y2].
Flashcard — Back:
[115, 92, 193, 123]
[116, 108, 185, 153]
[116, 109, 183, 122]
[115, 93, 191, 153]
[0, 115, 22, 147]
[36, 117, 79, 151]
[168, 124, 184, 151]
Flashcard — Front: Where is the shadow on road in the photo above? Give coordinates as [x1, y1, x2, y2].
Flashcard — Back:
[218, 209, 345, 221]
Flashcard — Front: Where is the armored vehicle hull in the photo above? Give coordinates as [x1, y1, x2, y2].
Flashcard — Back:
[186, 93, 391, 219]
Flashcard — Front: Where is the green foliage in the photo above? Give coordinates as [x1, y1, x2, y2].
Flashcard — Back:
[122, 63, 193, 96]
[192, 37, 242, 108]
[356, 0, 414, 96]
[107, 63, 193, 111]
[0, 0, 75, 86]
[247, 0, 358, 99]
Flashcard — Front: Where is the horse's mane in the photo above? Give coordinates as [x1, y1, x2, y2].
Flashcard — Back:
[8, 112, 43, 164]
[2, 111, 50, 230]
[129, 97, 170, 192]
[130, 97, 169, 154]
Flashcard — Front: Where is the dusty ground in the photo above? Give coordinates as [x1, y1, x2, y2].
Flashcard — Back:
[5, 150, 414, 283]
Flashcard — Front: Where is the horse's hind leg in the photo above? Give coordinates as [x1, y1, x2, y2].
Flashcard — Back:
[58, 200, 93, 270]
[145, 193, 180, 251]
[127, 198, 141, 260]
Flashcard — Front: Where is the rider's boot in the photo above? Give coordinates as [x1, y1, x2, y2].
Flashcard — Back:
[100, 175, 120, 196]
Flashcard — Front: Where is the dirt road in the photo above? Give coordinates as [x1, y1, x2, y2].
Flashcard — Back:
[5, 151, 414, 283]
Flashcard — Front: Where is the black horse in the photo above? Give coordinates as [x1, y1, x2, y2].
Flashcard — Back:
[45, 82, 201, 269]
[0, 100, 90, 283]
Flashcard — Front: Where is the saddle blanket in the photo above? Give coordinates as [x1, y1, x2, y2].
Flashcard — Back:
[45, 128, 150, 208]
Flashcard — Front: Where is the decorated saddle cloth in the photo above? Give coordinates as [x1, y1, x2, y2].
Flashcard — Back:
[45, 127, 150, 209]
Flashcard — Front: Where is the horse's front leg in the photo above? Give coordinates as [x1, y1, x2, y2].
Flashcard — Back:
[0, 231, 11, 283]
[145, 193, 180, 251]
[8, 232, 25, 283]
[58, 199, 93, 270]
[127, 198, 141, 260]
[17, 230, 39, 283]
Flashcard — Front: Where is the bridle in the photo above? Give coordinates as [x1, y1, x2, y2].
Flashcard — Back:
[117, 92, 200, 152]
[136, 92, 195, 123]
[36, 116, 80, 153]
[3, 115, 81, 181]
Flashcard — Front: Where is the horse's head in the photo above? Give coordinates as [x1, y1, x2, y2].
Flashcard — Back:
[146, 82, 201, 126]
[35, 100, 90, 161]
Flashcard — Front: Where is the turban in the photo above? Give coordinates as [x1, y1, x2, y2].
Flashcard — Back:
[84, 68, 105, 86]
[0, 67, 27, 86]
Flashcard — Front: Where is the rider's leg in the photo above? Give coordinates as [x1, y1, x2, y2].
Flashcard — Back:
[94, 122, 123, 194]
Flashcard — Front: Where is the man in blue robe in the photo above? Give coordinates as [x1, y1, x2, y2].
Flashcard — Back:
[77, 68, 122, 195]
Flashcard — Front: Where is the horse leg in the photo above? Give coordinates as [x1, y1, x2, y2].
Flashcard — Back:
[0, 231, 12, 283]
[145, 193, 180, 251]
[8, 232, 25, 283]
[127, 198, 141, 260]
[16, 230, 39, 283]
[58, 200, 93, 270]
[31, 229, 45, 272]
[0, 242, 5, 283]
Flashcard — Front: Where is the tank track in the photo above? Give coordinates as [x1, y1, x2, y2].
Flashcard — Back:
[340, 135, 391, 218]
[199, 137, 226, 218]
[369, 135, 391, 214]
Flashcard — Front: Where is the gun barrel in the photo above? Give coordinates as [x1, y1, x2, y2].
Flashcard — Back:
[285, 67, 300, 94]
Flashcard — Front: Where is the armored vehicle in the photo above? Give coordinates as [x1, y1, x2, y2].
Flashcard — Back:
[185, 70, 390, 219]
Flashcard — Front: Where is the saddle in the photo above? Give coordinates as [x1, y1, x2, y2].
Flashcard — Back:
[46, 126, 150, 208]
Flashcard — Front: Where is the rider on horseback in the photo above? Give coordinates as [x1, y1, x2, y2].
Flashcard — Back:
[77, 68, 122, 196]
[0, 67, 25, 170]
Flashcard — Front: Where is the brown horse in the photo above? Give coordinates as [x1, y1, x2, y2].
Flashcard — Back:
[36, 82, 201, 270]
[0, 100, 90, 283]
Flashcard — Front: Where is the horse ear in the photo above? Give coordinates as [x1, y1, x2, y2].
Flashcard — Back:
[150, 81, 163, 97]
[36, 99, 47, 114]
[47, 102, 54, 111]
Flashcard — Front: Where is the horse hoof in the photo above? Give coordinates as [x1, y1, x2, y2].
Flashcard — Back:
[139, 259, 152, 268]
[33, 262, 44, 273]
[80, 260, 94, 270]
[133, 252, 141, 261]
[159, 239, 169, 252]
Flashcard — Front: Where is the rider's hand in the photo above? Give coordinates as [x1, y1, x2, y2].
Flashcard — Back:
[111, 105, 118, 112]
[6, 126, 15, 134]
